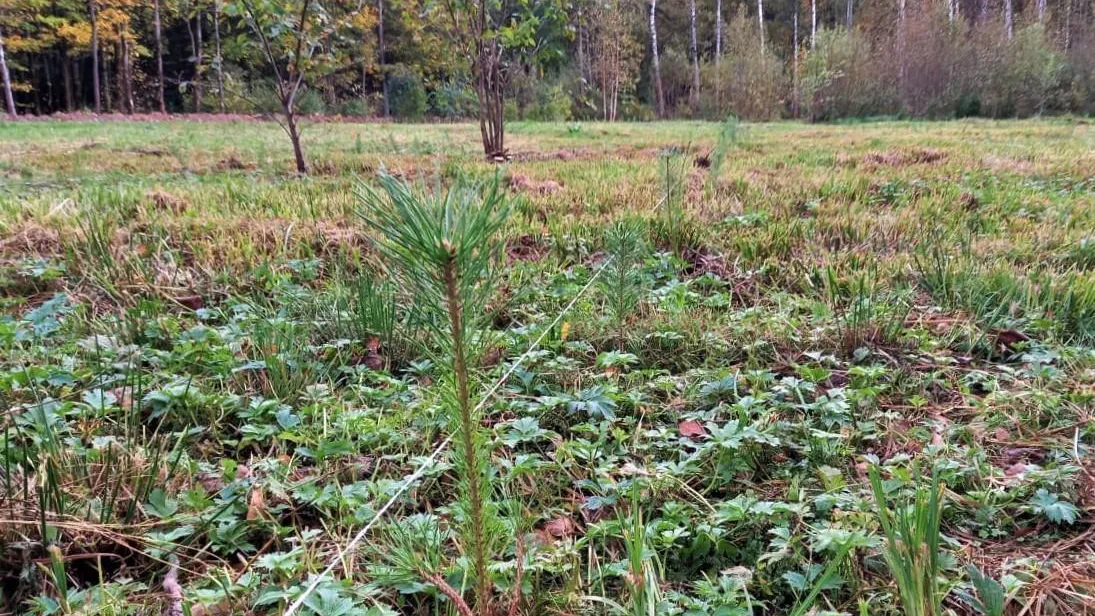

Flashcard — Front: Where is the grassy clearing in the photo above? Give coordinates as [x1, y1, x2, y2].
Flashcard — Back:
[0, 118, 1093, 615]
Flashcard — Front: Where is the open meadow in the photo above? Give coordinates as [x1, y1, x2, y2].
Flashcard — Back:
[0, 118, 1093, 615]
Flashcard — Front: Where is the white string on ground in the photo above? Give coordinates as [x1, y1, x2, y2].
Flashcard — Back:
[283, 257, 612, 616]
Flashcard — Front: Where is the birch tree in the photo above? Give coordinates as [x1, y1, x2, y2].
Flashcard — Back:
[89, 0, 100, 112]
[377, 0, 387, 116]
[757, 0, 764, 53]
[715, 0, 722, 109]
[213, 0, 224, 112]
[153, 0, 165, 112]
[592, 0, 638, 121]
[689, 0, 699, 111]
[1005, 0, 1013, 38]
[0, 25, 14, 116]
[810, 0, 815, 48]
[649, 0, 664, 117]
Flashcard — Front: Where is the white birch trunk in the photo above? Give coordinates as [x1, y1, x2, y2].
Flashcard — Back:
[715, 0, 722, 113]
[757, 0, 765, 53]
[0, 27, 14, 116]
[650, 0, 665, 117]
[0, 30, 14, 117]
[811, 0, 817, 49]
[1005, 0, 1014, 38]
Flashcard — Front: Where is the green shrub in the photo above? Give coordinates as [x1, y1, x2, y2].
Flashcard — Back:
[706, 7, 789, 120]
[387, 65, 427, 120]
[429, 80, 478, 119]
[294, 88, 327, 115]
[338, 98, 372, 117]
[528, 84, 572, 121]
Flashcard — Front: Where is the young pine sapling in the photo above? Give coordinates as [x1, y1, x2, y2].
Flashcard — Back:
[357, 171, 510, 614]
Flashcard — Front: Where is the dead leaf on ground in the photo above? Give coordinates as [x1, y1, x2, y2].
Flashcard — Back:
[246, 486, 267, 521]
[679, 420, 707, 439]
[543, 516, 578, 539]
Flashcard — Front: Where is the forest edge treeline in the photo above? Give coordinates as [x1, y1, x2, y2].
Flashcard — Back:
[1, 0, 1092, 164]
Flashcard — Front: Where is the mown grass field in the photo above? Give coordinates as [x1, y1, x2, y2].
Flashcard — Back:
[0, 118, 1093, 615]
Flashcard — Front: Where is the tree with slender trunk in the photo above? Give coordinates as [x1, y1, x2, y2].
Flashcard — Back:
[1063, 0, 1071, 49]
[213, 0, 225, 112]
[757, 0, 765, 53]
[120, 33, 134, 113]
[1037, 0, 1046, 22]
[576, 0, 586, 94]
[378, 0, 387, 116]
[230, 0, 362, 173]
[811, 0, 816, 48]
[715, 0, 722, 111]
[792, 6, 798, 117]
[593, 0, 637, 121]
[1005, 0, 1013, 38]
[688, 0, 699, 112]
[846, 0, 853, 30]
[649, 0, 664, 117]
[188, 11, 204, 111]
[153, 0, 166, 112]
[439, 0, 555, 158]
[89, 0, 101, 112]
[62, 53, 74, 111]
[898, 0, 907, 104]
[0, 26, 15, 116]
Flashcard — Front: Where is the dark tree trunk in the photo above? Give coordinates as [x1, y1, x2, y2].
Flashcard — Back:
[89, 0, 100, 113]
[284, 105, 308, 173]
[62, 51, 74, 111]
[475, 43, 505, 158]
[154, 0, 166, 112]
[31, 56, 41, 114]
[44, 51, 54, 112]
[102, 47, 111, 111]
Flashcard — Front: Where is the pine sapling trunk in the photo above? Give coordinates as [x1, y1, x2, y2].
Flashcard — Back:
[442, 250, 491, 615]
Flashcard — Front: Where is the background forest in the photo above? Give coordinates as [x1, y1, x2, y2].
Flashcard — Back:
[0, 0, 1093, 122]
